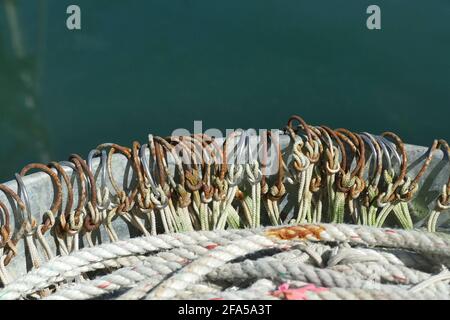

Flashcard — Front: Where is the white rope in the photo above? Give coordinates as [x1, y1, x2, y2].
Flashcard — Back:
[0, 223, 448, 300]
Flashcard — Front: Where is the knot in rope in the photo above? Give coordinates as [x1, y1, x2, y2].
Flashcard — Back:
[437, 185, 450, 211]
[269, 184, 286, 201]
[150, 186, 169, 210]
[42, 210, 56, 228]
[377, 184, 395, 208]
[325, 147, 340, 175]
[200, 188, 213, 204]
[176, 185, 191, 208]
[349, 176, 365, 199]
[83, 202, 101, 231]
[246, 161, 262, 185]
[305, 140, 321, 163]
[0, 226, 11, 249]
[293, 141, 310, 172]
[366, 185, 379, 203]
[261, 182, 269, 194]
[116, 191, 133, 215]
[338, 172, 356, 194]
[23, 218, 37, 237]
[396, 177, 418, 202]
[67, 211, 84, 235]
[185, 171, 203, 192]
[226, 164, 243, 187]
[96, 186, 111, 211]
[310, 177, 322, 193]
[3, 239, 17, 261]
[212, 177, 228, 201]
[383, 169, 395, 185]
[136, 188, 154, 212]
[40, 210, 56, 234]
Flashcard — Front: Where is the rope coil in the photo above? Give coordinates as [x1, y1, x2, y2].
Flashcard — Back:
[0, 115, 448, 299]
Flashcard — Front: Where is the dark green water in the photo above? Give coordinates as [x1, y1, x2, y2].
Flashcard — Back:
[0, 0, 449, 182]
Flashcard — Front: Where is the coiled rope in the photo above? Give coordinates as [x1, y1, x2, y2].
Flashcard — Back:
[0, 223, 448, 300]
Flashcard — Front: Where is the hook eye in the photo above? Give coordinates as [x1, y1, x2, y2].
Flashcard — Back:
[316, 126, 334, 156]
[60, 160, 90, 199]
[361, 133, 378, 169]
[14, 173, 32, 224]
[139, 143, 159, 195]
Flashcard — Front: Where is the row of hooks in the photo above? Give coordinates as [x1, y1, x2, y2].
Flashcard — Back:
[0, 115, 448, 282]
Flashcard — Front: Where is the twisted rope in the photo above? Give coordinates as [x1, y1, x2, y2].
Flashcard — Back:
[0, 223, 447, 300]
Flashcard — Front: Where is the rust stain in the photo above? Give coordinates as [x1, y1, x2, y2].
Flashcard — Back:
[265, 225, 325, 240]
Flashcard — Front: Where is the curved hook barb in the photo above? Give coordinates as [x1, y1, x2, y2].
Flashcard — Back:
[223, 130, 249, 187]
[139, 143, 160, 197]
[60, 160, 90, 199]
[374, 135, 392, 171]
[313, 126, 334, 157]
[379, 135, 402, 168]
[14, 174, 32, 224]
[86, 149, 111, 211]
[60, 160, 88, 187]
[60, 160, 75, 171]
[87, 149, 108, 188]
[361, 133, 377, 163]
[235, 129, 249, 165]
[146, 135, 160, 174]
[361, 133, 378, 171]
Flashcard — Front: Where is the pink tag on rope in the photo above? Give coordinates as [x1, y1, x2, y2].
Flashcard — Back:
[271, 283, 328, 300]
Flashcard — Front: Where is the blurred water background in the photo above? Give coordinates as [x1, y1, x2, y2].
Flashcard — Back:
[0, 0, 449, 182]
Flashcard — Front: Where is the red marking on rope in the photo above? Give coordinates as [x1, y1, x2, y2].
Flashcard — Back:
[350, 236, 361, 240]
[206, 244, 218, 250]
[385, 229, 396, 234]
[97, 281, 111, 289]
[271, 283, 328, 300]
[393, 275, 407, 283]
